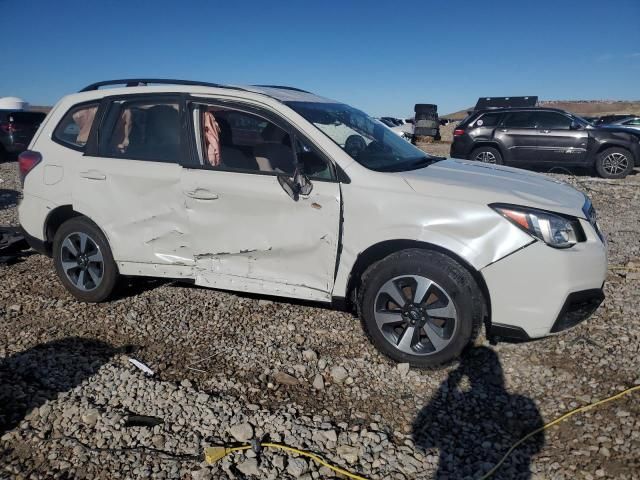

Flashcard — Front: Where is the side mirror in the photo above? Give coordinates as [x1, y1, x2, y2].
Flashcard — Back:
[570, 121, 583, 130]
[278, 166, 313, 201]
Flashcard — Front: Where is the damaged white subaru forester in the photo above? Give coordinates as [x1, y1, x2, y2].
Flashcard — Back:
[18, 79, 607, 367]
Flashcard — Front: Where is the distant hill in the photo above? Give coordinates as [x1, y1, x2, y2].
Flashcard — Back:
[443, 100, 640, 120]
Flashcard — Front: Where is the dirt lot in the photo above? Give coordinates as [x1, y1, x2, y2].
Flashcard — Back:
[1, 157, 639, 479]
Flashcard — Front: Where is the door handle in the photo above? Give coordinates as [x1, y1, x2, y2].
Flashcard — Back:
[540, 129, 550, 134]
[185, 189, 219, 200]
[79, 170, 106, 180]
[499, 128, 508, 132]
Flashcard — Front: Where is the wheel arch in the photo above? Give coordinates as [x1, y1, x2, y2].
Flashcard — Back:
[343, 239, 491, 324]
[595, 143, 636, 164]
[43, 206, 110, 256]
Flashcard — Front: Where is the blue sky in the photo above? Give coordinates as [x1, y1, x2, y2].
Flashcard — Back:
[1, 0, 638, 116]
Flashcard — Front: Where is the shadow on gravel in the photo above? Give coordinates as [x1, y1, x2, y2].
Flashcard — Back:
[0, 337, 125, 435]
[412, 346, 544, 479]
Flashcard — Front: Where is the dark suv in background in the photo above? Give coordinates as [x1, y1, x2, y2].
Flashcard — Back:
[451, 107, 639, 178]
[0, 111, 46, 161]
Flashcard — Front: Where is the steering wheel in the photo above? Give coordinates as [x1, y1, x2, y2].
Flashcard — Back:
[344, 135, 366, 159]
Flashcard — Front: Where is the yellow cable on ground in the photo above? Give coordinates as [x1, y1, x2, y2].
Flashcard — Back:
[205, 385, 639, 480]
[205, 442, 369, 480]
[480, 384, 640, 479]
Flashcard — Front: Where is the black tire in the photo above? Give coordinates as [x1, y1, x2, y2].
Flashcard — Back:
[358, 249, 484, 368]
[470, 146, 503, 165]
[53, 217, 118, 302]
[594, 147, 634, 179]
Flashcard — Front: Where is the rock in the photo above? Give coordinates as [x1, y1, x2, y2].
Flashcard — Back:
[330, 366, 348, 384]
[151, 434, 164, 449]
[81, 409, 99, 427]
[229, 423, 253, 442]
[286, 457, 308, 477]
[322, 429, 337, 443]
[273, 371, 299, 386]
[396, 363, 410, 377]
[237, 458, 260, 476]
[312, 374, 325, 390]
[302, 349, 318, 363]
[336, 445, 359, 464]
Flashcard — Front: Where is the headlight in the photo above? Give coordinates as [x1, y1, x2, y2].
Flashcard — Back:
[491, 204, 584, 248]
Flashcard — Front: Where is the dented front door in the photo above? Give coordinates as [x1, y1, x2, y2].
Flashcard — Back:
[182, 168, 341, 301]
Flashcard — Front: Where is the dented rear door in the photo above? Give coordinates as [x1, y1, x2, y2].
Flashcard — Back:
[72, 95, 193, 267]
[182, 168, 341, 301]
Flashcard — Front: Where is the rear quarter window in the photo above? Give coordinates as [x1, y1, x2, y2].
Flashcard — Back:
[473, 112, 502, 128]
[53, 103, 100, 150]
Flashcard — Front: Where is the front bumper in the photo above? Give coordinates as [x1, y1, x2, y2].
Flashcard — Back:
[481, 218, 607, 338]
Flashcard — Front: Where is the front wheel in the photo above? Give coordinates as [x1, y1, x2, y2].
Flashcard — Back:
[53, 217, 118, 302]
[358, 249, 484, 368]
[595, 147, 634, 179]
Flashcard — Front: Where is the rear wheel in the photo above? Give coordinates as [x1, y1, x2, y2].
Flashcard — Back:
[53, 217, 118, 302]
[595, 147, 634, 179]
[358, 249, 484, 368]
[470, 146, 503, 165]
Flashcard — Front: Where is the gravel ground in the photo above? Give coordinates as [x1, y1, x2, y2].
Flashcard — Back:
[1, 159, 639, 479]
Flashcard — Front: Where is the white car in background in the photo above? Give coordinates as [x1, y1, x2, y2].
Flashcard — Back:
[18, 79, 607, 367]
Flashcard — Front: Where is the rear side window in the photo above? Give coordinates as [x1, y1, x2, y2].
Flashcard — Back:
[624, 118, 640, 126]
[501, 112, 536, 128]
[101, 99, 182, 163]
[473, 112, 502, 127]
[54, 103, 99, 149]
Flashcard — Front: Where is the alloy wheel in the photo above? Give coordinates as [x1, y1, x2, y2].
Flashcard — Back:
[374, 275, 458, 355]
[602, 152, 629, 176]
[475, 151, 496, 163]
[60, 232, 104, 291]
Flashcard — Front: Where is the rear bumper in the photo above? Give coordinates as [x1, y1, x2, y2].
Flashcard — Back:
[481, 219, 607, 338]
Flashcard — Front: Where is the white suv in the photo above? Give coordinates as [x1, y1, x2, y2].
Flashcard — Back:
[18, 79, 607, 367]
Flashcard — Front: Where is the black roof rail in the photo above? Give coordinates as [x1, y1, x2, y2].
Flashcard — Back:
[252, 84, 311, 94]
[79, 78, 236, 92]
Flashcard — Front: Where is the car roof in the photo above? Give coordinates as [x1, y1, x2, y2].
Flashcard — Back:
[77, 79, 337, 105]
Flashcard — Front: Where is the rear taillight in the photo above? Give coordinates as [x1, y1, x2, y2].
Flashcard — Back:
[18, 150, 42, 185]
[453, 128, 465, 136]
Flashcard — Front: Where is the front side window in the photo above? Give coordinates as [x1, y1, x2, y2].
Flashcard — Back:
[101, 99, 181, 163]
[533, 112, 572, 130]
[286, 101, 437, 172]
[54, 103, 99, 149]
[194, 104, 332, 179]
[501, 112, 536, 128]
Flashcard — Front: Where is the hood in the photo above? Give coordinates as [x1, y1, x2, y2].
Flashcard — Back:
[402, 159, 587, 217]
[599, 124, 640, 136]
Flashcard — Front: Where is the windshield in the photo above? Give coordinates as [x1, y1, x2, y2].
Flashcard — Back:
[286, 101, 439, 172]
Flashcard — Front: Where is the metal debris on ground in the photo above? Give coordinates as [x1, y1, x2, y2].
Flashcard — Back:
[0, 227, 28, 264]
